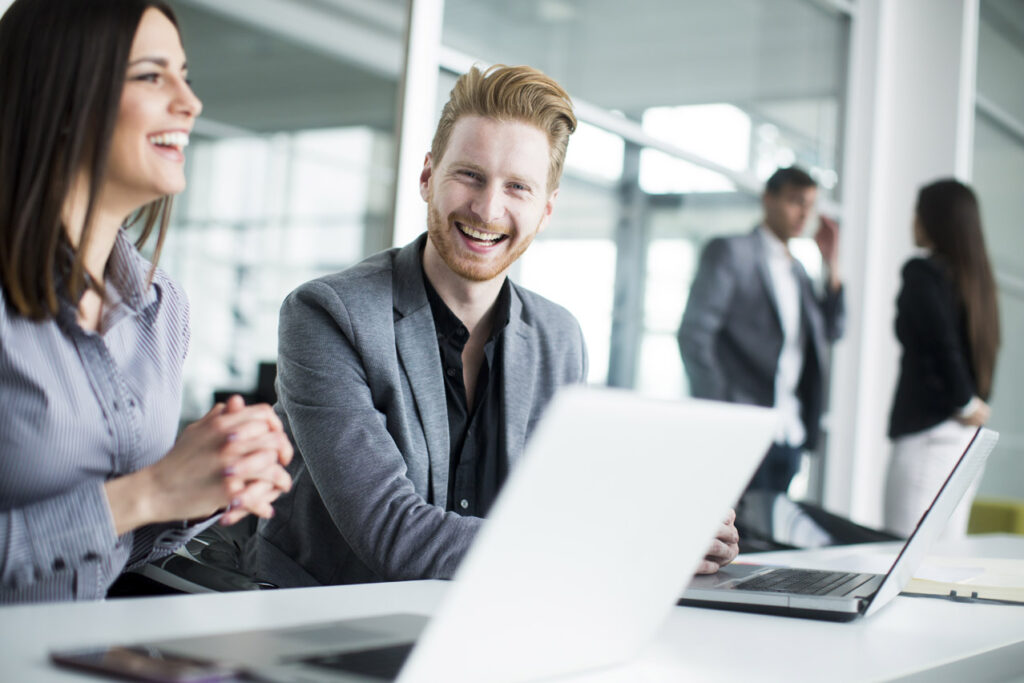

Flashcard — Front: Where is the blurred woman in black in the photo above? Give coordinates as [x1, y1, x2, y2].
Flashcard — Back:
[885, 179, 1000, 538]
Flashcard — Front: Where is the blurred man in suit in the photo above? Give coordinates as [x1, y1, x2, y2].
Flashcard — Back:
[678, 166, 844, 495]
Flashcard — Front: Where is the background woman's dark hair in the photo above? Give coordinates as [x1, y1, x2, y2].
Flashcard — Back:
[0, 0, 178, 318]
[916, 178, 1001, 399]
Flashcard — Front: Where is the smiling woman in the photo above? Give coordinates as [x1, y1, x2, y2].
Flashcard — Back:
[104, 11, 202, 214]
[0, 0, 292, 604]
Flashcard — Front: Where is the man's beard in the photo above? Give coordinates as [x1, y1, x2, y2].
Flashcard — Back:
[425, 201, 538, 282]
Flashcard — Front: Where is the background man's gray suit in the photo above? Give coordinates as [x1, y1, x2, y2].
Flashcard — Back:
[677, 228, 844, 451]
[247, 234, 588, 587]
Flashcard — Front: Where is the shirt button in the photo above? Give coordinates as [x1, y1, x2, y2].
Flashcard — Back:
[460, 499, 469, 510]
[446, 368, 458, 377]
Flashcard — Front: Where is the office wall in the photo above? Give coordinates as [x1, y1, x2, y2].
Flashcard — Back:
[826, 0, 1023, 522]
[825, 0, 988, 525]
[973, 0, 1024, 500]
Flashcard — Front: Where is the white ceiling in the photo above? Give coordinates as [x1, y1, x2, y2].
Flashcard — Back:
[441, 0, 849, 114]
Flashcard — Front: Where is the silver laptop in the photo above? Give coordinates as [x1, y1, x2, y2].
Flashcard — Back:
[679, 426, 998, 622]
[53, 387, 777, 682]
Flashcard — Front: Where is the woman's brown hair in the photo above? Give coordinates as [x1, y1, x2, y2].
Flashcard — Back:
[916, 178, 1001, 399]
[0, 0, 178, 318]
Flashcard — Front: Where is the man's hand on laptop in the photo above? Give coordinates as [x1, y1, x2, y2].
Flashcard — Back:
[696, 509, 740, 574]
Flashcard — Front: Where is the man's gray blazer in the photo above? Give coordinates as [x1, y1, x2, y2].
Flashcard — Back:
[677, 228, 844, 450]
[247, 234, 588, 587]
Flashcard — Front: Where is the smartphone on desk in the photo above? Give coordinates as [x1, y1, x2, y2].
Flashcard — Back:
[51, 645, 244, 682]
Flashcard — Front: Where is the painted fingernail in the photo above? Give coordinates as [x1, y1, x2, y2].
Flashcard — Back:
[226, 433, 238, 442]
[223, 466, 235, 476]
[231, 497, 242, 508]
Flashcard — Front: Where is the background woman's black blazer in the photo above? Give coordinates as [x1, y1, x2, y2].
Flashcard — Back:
[888, 256, 977, 438]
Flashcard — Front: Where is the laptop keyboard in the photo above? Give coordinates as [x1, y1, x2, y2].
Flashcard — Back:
[301, 642, 415, 680]
[736, 569, 869, 596]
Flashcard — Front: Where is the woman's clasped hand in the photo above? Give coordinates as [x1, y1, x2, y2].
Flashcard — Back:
[105, 396, 293, 535]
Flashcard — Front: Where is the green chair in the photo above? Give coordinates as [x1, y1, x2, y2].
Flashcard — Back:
[969, 498, 1024, 535]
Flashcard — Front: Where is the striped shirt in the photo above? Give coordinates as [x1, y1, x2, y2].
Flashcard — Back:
[0, 231, 198, 603]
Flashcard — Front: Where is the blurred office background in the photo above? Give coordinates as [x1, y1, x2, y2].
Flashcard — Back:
[2, 0, 1018, 530]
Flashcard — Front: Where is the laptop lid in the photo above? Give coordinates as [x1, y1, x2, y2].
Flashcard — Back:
[863, 426, 997, 616]
[398, 386, 777, 683]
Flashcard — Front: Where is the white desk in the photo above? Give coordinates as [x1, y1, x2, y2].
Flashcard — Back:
[1, 534, 1022, 682]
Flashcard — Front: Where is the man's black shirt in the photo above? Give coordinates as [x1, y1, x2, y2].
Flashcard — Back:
[423, 274, 511, 517]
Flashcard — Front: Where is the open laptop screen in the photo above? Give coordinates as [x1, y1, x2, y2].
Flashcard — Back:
[864, 426, 997, 616]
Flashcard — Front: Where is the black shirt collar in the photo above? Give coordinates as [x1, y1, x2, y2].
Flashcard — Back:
[422, 274, 513, 345]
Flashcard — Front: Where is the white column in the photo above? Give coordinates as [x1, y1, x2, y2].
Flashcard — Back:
[390, 0, 445, 248]
[826, 0, 979, 525]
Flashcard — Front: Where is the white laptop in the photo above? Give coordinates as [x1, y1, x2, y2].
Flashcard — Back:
[679, 426, 998, 622]
[52, 386, 777, 682]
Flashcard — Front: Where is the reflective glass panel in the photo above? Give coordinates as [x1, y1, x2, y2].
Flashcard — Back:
[973, 0, 1024, 500]
[142, 1, 405, 416]
[442, 0, 849, 393]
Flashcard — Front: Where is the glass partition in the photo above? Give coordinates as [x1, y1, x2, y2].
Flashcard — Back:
[144, 0, 405, 418]
[973, 0, 1024, 500]
[442, 0, 850, 394]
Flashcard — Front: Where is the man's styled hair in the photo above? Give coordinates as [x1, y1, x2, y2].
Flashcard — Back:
[764, 166, 817, 195]
[430, 64, 577, 192]
[0, 0, 178, 319]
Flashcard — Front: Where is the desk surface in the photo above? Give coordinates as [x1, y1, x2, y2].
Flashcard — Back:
[1, 535, 1022, 682]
